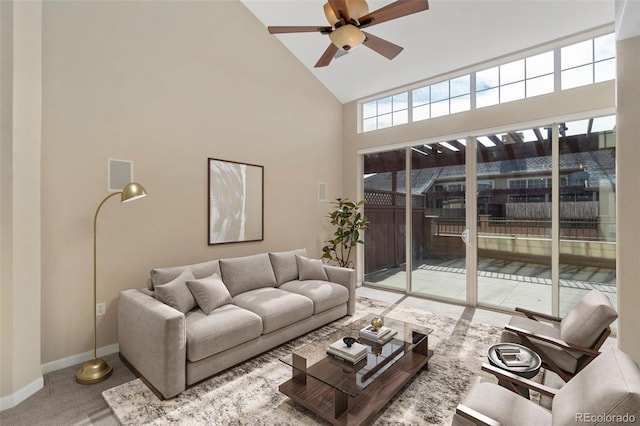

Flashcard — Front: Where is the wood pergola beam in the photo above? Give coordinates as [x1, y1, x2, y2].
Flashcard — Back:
[362, 134, 601, 174]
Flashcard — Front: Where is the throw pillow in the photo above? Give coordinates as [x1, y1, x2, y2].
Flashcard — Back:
[150, 260, 221, 289]
[154, 268, 197, 313]
[269, 248, 308, 285]
[186, 273, 233, 314]
[218, 253, 278, 297]
[296, 254, 329, 281]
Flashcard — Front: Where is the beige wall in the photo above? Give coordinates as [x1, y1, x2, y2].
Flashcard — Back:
[0, 0, 13, 402]
[0, 0, 43, 406]
[39, 1, 342, 364]
[616, 34, 640, 363]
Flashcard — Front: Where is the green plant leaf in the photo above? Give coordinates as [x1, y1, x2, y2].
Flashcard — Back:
[322, 198, 368, 269]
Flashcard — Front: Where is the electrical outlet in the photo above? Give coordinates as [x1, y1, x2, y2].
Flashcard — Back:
[96, 302, 106, 316]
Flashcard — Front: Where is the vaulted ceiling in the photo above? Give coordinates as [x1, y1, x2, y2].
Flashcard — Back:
[241, 0, 616, 103]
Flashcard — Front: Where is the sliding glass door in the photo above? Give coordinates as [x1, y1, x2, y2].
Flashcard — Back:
[558, 115, 617, 317]
[363, 149, 407, 290]
[361, 119, 617, 316]
[409, 141, 467, 301]
[475, 126, 554, 313]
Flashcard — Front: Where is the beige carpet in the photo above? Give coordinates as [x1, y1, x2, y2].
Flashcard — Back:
[103, 297, 507, 425]
[0, 353, 135, 426]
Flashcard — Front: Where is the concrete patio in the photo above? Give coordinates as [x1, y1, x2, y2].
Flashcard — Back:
[364, 256, 617, 332]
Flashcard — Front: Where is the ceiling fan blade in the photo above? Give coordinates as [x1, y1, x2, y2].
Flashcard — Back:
[362, 31, 403, 60]
[358, 0, 429, 29]
[268, 26, 332, 34]
[315, 44, 339, 68]
[327, 0, 350, 21]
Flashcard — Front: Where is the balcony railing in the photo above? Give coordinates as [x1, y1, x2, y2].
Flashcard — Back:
[434, 216, 615, 242]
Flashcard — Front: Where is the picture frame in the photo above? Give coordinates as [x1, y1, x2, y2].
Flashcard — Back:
[208, 158, 264, 245]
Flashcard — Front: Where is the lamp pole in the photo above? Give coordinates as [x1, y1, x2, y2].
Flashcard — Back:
[94, 193, 120, 353]
[76, 183, 147, 384]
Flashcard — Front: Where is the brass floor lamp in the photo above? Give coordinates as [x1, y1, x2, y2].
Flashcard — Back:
[76, 182, 148, 384]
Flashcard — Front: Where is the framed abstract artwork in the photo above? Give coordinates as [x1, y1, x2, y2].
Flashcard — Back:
[208, 158, 264, 245]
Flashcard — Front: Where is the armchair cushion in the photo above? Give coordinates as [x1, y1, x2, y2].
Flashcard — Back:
[502, 315, 580, 374]
[456, 348, 640, 426]
[296, 255, 329, 281]
[456, 377, 551, 425]
[560, 289, 617, 348]
[154, 268, 197, 313]
[552, 347, 640, 425]
[186, 273, 232, 314]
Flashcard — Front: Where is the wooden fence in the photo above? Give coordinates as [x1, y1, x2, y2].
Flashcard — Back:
[364, 189, 614, 273]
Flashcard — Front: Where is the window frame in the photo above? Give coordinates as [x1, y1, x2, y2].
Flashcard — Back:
[360, 31, 615, 133]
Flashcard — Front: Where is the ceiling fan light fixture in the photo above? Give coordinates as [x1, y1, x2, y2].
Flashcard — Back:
[324, 0, 369, 26]
[329, 24, 365, 51]
[323, 3, 340, 26]
[346, 0, 369, 21]
[270, 0, 429, 67]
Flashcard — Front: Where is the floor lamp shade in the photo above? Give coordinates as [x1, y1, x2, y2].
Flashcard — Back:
[75, 182, 148, 385]
[121, 182, 147, 203]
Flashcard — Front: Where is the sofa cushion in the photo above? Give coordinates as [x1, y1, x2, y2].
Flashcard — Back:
[186, 273, 233, 315]
[296, 255, 329, 281]
[219, 253, 278, 297]
[269, 248, 307, 285]
[233, 288, 314, 334]
[279, 280, 349, 314]
[560, 289, 618, 348]
[185, 304, 263, 362]
[151, 259, 221, 288]
[154, 269, 197, 313]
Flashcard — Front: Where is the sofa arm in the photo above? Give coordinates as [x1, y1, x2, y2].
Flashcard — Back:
[118, 289, 186, 399]
[323, 265, 356, 315]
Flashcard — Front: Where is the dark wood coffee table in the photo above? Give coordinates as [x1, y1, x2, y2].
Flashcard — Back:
[279, 314, 433, 426]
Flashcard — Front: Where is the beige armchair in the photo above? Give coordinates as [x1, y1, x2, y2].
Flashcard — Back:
[501, 289, 617, 382]
[452, 347, 640, 425]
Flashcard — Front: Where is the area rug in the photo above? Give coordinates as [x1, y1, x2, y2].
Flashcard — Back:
[103, 297, 504, 425]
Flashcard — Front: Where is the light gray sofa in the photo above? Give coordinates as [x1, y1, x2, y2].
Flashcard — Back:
[118, 249, 355, 399]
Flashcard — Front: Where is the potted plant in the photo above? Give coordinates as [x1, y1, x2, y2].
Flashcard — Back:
[322, 198, 370, 268]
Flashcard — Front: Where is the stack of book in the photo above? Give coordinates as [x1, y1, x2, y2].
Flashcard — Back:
[358, 325, 397, 344]
[326, 339, 368, 364]
[495, 347, 530, 367]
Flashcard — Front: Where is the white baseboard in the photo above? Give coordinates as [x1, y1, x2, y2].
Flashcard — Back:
[1, 344, 120, 412]
[41, 343, 120, 374]
[0, 376, 44, 411]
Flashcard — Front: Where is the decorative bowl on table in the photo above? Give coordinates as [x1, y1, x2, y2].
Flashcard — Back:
[343, 336, 356, 348]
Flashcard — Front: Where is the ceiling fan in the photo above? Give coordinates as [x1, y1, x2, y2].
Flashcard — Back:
[268, 0, 429, 68]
